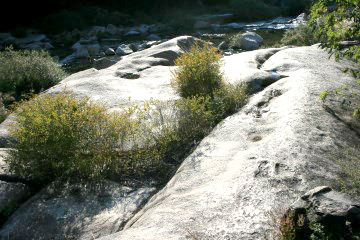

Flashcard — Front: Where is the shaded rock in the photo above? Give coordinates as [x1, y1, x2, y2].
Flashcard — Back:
[43, 42, 54, 50]
[148, 24, 169, 33]
[105, 47, 116, 56]
[87, 44, 101, 56]
[0, 181, 156, 240]
[22, 42, 42, 50]
[75, 46, 90, 58]
[71, 41, 82, 51]
[116, 44, 133, 56]
[88, 26, 106, 36]
[98, 45, 360, 240]
[137, 24, 150, 34]
[287, 186, 360, 239]
[129, 42, 151, 52]
[147, 34, 161, 41]
[194, 20, 211, 29]
[17, 34, 47, 45]
[242, 32, 264, 44]
[124, 30, 140, 37]
[0, 181, 31, 220]
[93, 58, 117, 70]
[99, 51, 106, 57]
[0, 149, 32, 221]
[0, 33, 12, 41]
[0, 115, 15, 148]
[2, 36, 18, 46]
[106, 24, 120, 35]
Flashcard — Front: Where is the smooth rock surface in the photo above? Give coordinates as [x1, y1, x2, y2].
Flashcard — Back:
[115, 44, 133, 56]
[0, 149, 31, 218]
[98, 45, 360, 240]
[47, 36, 202, 111]
[222, 46, 290, 92]
[0, 181, 156, 240]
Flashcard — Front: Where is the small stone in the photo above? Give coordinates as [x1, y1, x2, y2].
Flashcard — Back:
[115, 44, 133, 56]
[301, 186, 332, 200]
[105, 48, 116, 56]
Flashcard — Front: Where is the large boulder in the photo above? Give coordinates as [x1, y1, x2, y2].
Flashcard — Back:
[222, 46, 290, 93]
[231, 32, 264, 51]
[284, 186, 360, 239]
[98, 45, 360, 240]
[47, 36, 202, 111]
[0, 149, 32, 222]
[115, 44, 133, 56]
[0, 181, 155, 240]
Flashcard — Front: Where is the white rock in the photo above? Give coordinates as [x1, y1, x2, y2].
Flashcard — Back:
[105, 47, 116, 56]
[98, 45, 360, 240]
[0, 181, 156, 240]
[115, 44, 133, 56]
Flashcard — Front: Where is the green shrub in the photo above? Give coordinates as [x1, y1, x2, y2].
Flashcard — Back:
[171, 44, 223, 98]
[0, 47, 67, 101]
[280, 24, 319, 46]
[5, 93, 153, 184]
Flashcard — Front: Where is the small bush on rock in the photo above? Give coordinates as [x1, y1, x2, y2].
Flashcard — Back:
[0, 47, 67, 102]
[171, 44, 223, 98]
[5, 93, 152, 184]
[280, 24, 319, 46]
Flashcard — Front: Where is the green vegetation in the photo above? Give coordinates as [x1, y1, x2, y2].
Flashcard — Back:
[309, 0, 360, 68]
[5, 44, 247, 186]
[310, 0, 360, 117]
[0, 47, 67, 104]
[280, 23, 319, 46]
[171, 44, 222, 98]
[5, 93, 157, 184]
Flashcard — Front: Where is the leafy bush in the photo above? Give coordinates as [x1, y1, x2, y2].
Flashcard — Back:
[5, 93, 154, 184]
[309, 0, 360, 120]
[171, 44, 223, 98]
[153, 86, 247, 165]
[280, 24, 319, 46]
[309, 0, 359, 66]
[0, 47, 67, 101]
